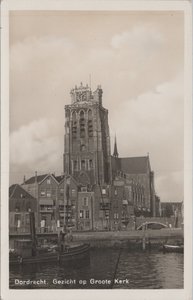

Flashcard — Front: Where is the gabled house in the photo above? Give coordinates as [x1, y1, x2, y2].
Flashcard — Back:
[9, 184, 37, 233]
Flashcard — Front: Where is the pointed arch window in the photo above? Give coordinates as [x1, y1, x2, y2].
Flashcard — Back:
[80, 144, 86, 151]
[72, 111, 77, 139]
[73, 160, 78, 171]
[81, 160, 86, 170]
[89, 159, 93, 169]
[88, 109, 93, 137]
[80, 110, 85, 138]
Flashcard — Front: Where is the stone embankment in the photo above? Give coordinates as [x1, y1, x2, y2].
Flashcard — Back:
[9, 228, 183, 250]
[72, 229, 183, 248]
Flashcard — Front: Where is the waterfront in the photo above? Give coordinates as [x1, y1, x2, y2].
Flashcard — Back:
[10, 248, 183, 289]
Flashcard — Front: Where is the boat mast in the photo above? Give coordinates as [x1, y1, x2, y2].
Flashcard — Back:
[29, 211, 37, 256]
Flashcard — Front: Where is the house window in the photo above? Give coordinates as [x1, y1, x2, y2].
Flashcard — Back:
[102, 188, 106, 195]
[114, 189, 118, 195]
[83, 197, 88, 206]
[47, 191, 51, 197]
[71, 189, 76, 197]
[26, 201, 31, 212]
[114, 213, 119, 219]
[26, 214, 30, 225]
[59, 205, 64, 211]
[85, 210, 90, 219]
[40, 191, 46, 197]
[79, 210, 84, 219]
[81, 186, 87, 192]
[15, 202, 20, 212]
[60, 189, 64, 196]
[14, 214, 21, 226]
[47, 179, 51, 184]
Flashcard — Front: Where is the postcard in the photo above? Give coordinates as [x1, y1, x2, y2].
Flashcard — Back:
[1, 0, 192, 300]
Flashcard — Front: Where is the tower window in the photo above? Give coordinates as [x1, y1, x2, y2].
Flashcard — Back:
[89, 159, 93, 169]
[80, 128, 85, 138]
[88, 110, 93, 137]
[81, 160, 86, 170]
[80, 110, 85, 138]
[80, 144, 86, 151]
[74, 160, 78, 171]
[72, 112, 77, 138]
[65, 109, 70, 119]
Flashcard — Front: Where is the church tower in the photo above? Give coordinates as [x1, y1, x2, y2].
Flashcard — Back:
[64, 83, 112, 187]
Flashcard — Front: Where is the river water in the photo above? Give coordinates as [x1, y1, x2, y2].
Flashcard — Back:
[10, 249, 183, 289]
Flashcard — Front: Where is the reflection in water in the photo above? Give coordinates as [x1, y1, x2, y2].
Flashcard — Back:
[10, 249, 183, 289]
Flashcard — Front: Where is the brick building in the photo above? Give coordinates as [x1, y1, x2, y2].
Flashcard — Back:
[9, 184, 38, 233]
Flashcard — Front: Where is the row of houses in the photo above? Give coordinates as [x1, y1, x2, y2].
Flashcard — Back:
[9, 170, 162, 233]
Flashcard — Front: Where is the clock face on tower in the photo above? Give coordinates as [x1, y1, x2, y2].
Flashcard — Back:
[76, 91, 87, 102]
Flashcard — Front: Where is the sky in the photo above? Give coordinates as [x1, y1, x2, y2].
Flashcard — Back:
[9, 10, 184, 202]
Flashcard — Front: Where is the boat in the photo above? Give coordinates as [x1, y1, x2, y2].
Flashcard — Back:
[9, 242, 90, 266]
[162, 244, 184, 253]
[10, 211, 90, 267]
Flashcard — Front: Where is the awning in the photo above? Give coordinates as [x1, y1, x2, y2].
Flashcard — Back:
[39, 199, 53, 205]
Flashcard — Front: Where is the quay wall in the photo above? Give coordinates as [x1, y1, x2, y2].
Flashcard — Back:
[72, 229, 183, 248]
[9, 229, 183, 249]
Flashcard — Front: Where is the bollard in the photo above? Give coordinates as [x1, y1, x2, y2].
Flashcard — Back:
[142, 237, 146, 250]
[142, 223, 146, 250]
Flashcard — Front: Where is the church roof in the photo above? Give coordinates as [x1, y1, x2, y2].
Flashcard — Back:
[119, 156, 150, 174]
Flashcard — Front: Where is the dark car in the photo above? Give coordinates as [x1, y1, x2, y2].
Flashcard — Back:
[137, 222, 168, 230]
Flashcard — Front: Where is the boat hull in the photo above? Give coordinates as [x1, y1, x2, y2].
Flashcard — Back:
[10, 243, 90, 266]
[162, 244, 183, 253]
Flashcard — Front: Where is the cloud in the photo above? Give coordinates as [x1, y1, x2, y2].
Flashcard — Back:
[156, 171, 183, 202]
[111, 26, 164, 51]
[10, 118, 62, 169]
[109, 74, 184, 202]
[9, 12, 184, 201]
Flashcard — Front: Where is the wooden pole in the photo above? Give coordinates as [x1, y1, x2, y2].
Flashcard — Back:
[29, 212, 37, 256]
